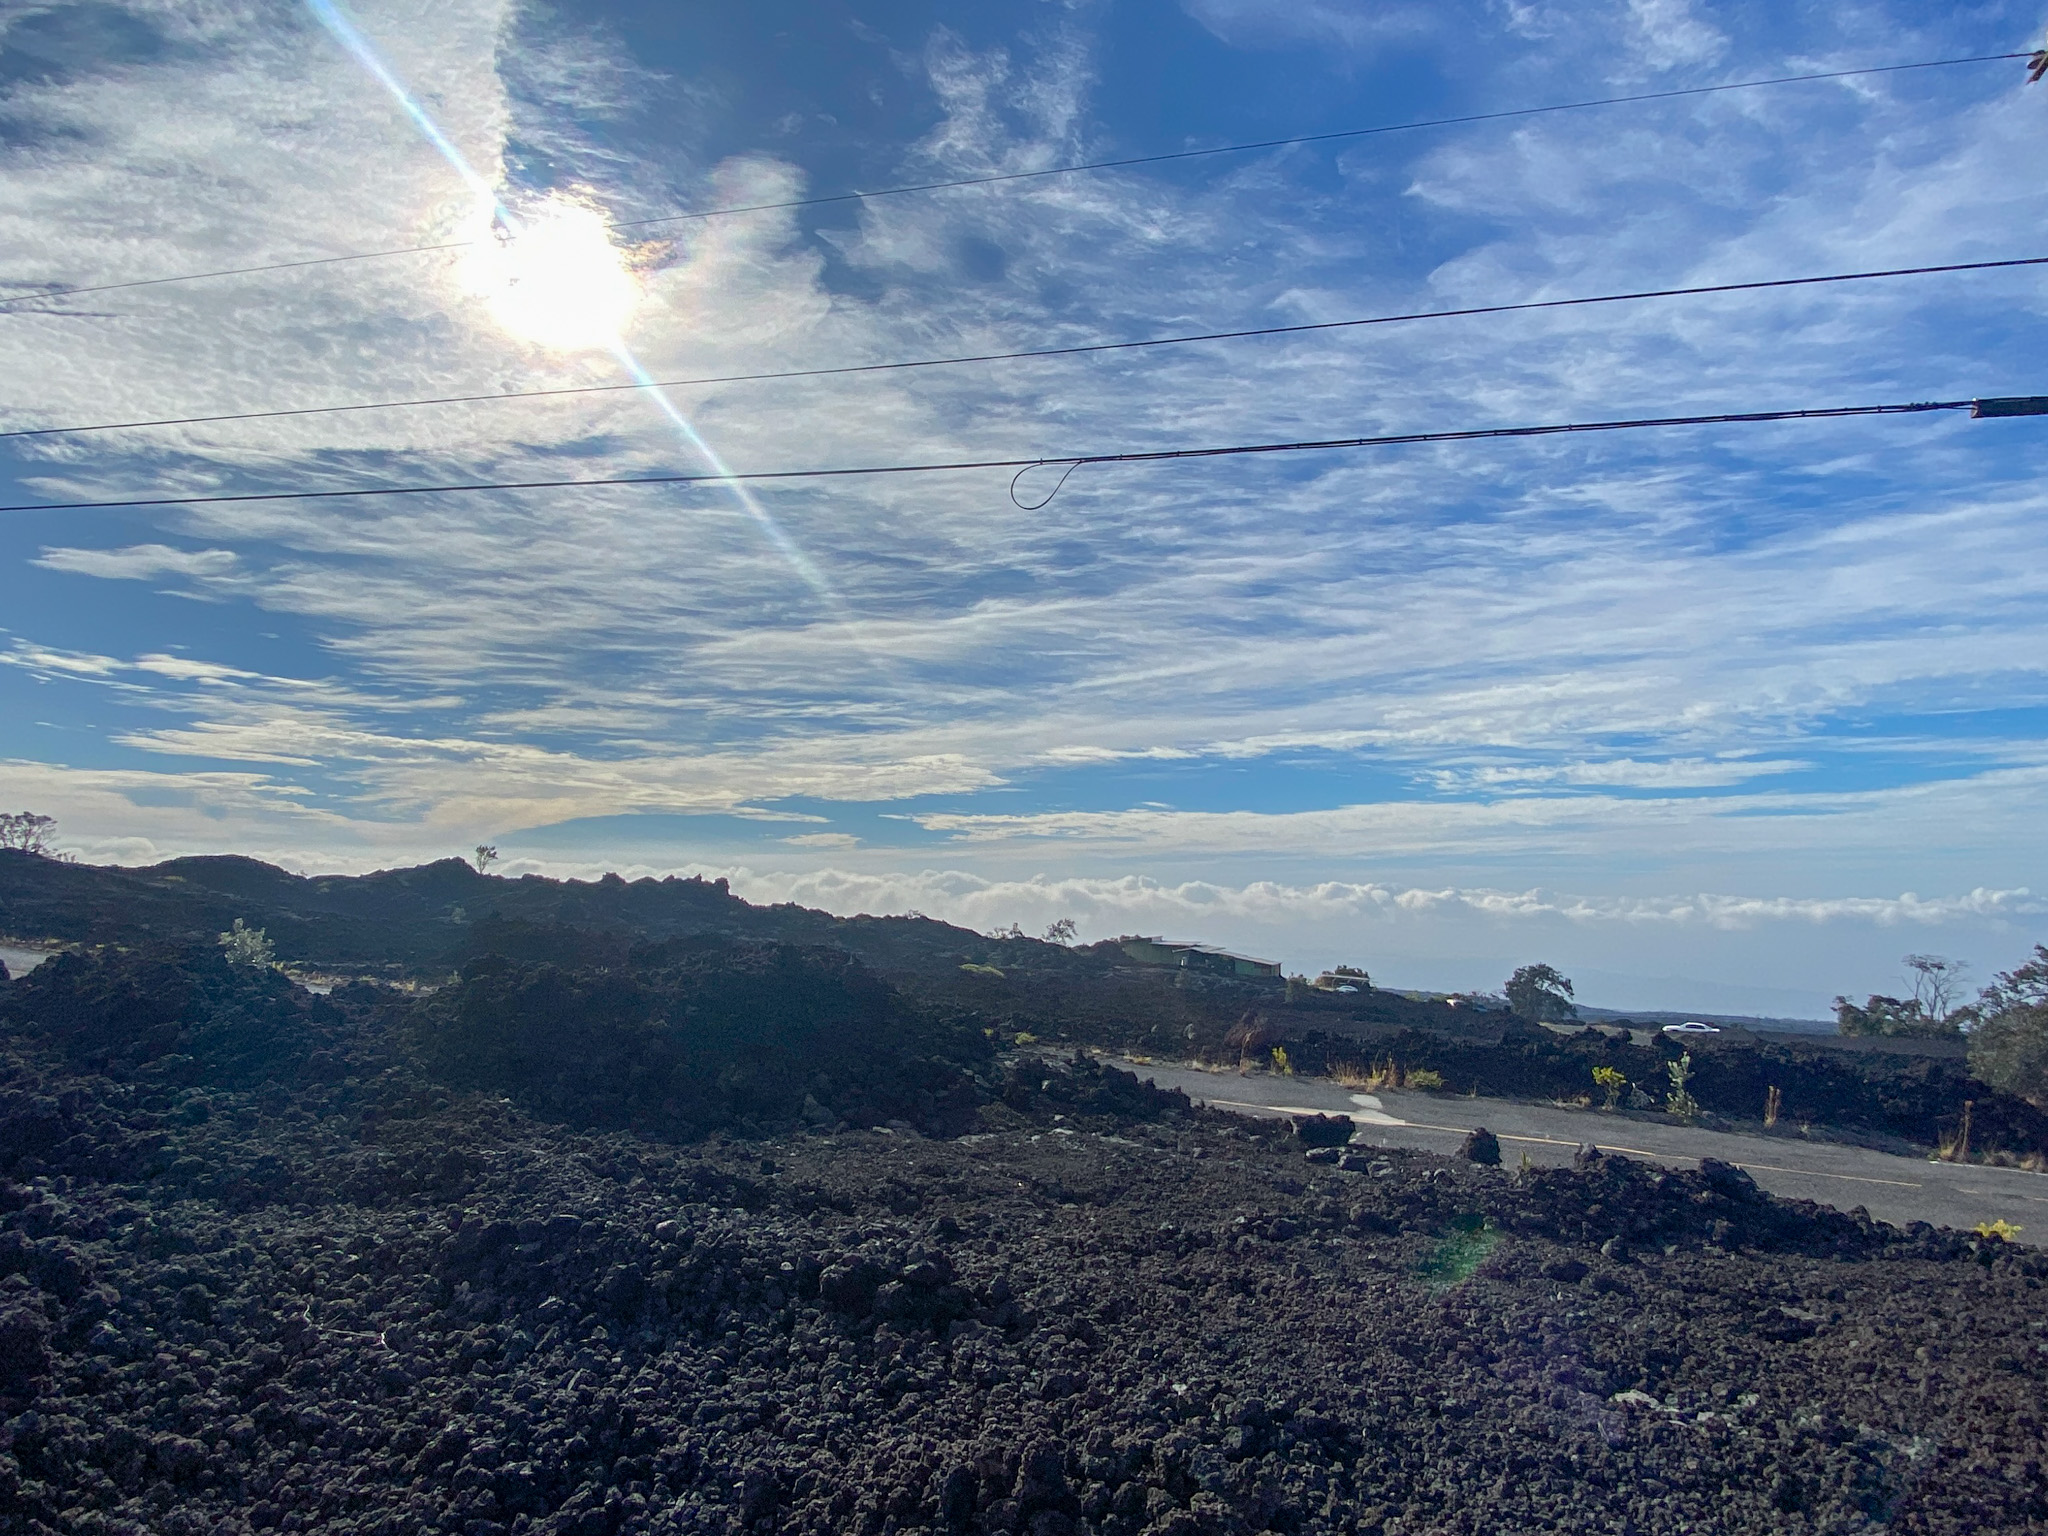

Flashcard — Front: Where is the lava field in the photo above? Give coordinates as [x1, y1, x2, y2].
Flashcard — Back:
[2, 1033, 2045, 1536]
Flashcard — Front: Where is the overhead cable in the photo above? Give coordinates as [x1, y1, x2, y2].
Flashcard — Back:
[8, 254, 2043, 442]
[5, 396, 2039, 517]
[0, 50, 2025, 314]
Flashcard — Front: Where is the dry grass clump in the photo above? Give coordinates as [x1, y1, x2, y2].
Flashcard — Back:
[1328, 1057, 1445, 1091]
[1936, 1100, 1974, 1163]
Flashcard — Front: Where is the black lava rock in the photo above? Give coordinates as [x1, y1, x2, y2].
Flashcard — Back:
[1459, 1126, 1502, 1165]
[1291, 1114, 1355, 1149]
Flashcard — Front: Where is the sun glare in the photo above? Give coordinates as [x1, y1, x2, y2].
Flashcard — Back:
[463, 193, 640, 351]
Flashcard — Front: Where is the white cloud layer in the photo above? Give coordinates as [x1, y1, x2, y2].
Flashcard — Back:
[33, 543, 239, 581]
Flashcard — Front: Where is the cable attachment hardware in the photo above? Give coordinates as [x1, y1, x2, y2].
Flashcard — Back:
[1010, 459, 1087, 511]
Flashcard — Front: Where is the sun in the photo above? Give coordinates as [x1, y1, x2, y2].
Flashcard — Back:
[462, 192, 640, 352]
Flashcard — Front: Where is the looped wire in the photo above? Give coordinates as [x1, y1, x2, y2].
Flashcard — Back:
[1010, 458, 1087, 511]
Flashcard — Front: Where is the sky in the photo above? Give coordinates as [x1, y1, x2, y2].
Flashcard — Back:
[2, 0, 2046, 1018]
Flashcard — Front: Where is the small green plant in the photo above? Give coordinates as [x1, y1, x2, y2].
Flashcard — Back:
[1592, 1065, 1627, 1110]
[1417, 1214, 1500, 1289]
[1974, 1219, 2023, 1242]
[959, 962, 1005, 978]
[1269, 1045, 1293, 1076]
[1665, 1052, 1699, 1120]
[218, 918, 274, 970]
[1406, 1068, 1445, 1091]
[1011, 1030, 1037, 1045]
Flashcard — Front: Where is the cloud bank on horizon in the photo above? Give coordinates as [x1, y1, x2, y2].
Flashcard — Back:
[1, 0, 2045, 1013]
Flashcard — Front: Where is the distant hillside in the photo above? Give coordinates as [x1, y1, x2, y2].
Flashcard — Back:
[0, 849, 1107, 980]
[0, 850, 1478, 1052]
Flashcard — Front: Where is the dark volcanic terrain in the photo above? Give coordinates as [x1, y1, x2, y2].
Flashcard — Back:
[6, 851, 2043, 1163]
[0, 859, 2042, 1535]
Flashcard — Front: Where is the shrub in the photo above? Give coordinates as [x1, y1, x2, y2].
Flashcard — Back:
[1833, 993, 1958, 1039]
[1969, 945, 2048, 1105]
[1269, 1045, 1293, 1076]
[1974, 1219, 2023, 1242]
[1406, 1068, 1445, 1091]
[1592, 1065, 1627, 1110]
[1665, 1053, 1700, 1120]
[217, 919, 275, 970]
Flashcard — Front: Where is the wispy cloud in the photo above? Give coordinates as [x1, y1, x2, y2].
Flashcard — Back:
[34, 543, 239, 581]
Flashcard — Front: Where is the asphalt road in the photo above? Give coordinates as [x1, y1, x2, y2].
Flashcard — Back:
[1116, 1056, 2045, 1242]
[0, 944, 52, 979]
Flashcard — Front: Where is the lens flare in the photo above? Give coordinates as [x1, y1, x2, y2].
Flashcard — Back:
[462, 195, 640, 352]
[302, 0, 875, 648]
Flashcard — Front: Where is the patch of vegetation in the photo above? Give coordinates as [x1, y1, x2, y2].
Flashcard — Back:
[1665, 1052, 1700, 1120]
[1969, 945, 2048, 1105]
[1417, 1213, 1500, 1289]
[1592, 1065, 1627, 1109]
[217, 918, 274, 969]
[1505, 962, 1577, 1022]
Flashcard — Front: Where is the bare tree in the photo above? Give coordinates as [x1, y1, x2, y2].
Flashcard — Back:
[1903, 954, 1968, 1028]
[0, 812, 56, 855]
[473, 844, 499, 875]
[1042, 917, 1078, 945]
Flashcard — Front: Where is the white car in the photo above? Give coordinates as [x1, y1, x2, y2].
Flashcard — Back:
[1662, 1021, 1720, 1035]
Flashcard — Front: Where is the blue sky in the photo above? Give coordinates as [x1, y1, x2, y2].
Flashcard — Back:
[3, 0, 2047, 1016]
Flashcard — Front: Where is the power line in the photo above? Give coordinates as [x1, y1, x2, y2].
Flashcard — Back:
[610, 53, 2032, 230]
[9, 254, 2042, 443]
[0, 50, 2025, 314]
[5, 397, 2036, 516]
